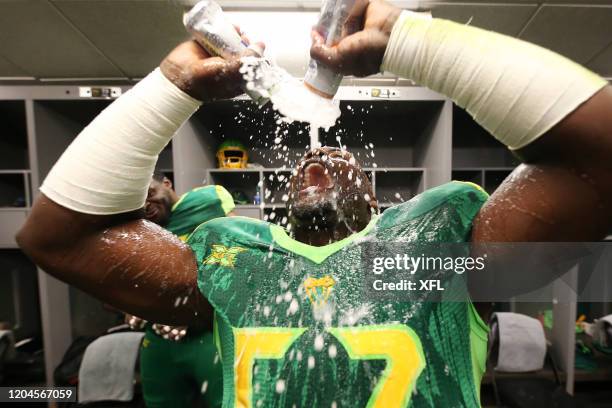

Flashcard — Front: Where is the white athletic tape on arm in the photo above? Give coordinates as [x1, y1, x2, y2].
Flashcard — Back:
[382, 11, 608, 150]
[41, 68, 201, 214]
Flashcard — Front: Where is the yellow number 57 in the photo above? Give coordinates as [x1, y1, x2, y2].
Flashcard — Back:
[233, 324, 425, 408]
[329, 324, 425, 408]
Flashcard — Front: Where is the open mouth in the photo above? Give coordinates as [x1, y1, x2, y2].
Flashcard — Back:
[299, 161, 334, 196]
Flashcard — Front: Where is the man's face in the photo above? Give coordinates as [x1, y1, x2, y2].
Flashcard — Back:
[288, 146, 377, 229]
[145, 179, 175, 226]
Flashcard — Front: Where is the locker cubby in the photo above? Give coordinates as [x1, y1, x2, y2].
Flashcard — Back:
[33, 100, 112, 179]
[320, 100, 445, 168]
[190, 100, 311, 170]
[0, 249, 41, 340]
[374, 170, 425, 206]
[452, 106, 519, 168]
[0, 173, 28, 207]
[208, 169, 261, 205]
[0, 101, 29, 170]
[452, 169, 484, 186]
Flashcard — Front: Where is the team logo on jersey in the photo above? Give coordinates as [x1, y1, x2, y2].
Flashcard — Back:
[304, 275, 336, 308]
[203, 245, 246, 268]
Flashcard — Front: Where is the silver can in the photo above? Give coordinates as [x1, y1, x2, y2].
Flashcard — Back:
[304, 0, 358, 98]
[184, 1, 270, 105]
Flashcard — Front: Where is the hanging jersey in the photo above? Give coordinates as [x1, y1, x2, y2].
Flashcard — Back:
[188, 181, 489, 408]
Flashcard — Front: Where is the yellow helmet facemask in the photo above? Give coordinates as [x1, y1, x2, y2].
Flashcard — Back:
[216, 140, 248, 169]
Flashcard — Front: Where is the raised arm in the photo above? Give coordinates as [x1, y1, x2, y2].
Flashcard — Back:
[472, 86, 612, 243]
[310, 0, 612, 243]
[17, 41, 244, 326]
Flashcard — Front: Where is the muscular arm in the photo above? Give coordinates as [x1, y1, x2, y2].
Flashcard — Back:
[16, 41, 244, 326]
[308, 1, 612, 308]
[472, 85, 612, 243]
[470, 85, 612, 315]
[309, 1, 612, 242]
[17, 198, 206, 326]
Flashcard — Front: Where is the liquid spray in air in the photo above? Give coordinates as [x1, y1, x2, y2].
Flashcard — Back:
[184, 1, 342, 130]
[183, 0, 273, 105]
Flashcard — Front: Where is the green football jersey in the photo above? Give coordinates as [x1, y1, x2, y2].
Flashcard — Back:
[188, 181, 490, 408]
[167, 185, 235, 240]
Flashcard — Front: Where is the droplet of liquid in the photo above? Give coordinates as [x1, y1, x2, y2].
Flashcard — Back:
[275, 379, 286, 393]
[308, 355, 316, 369]
[314, 334, 324, 351]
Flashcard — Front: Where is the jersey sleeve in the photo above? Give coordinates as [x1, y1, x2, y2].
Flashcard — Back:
[445, 181, 489, 231]
[167, 185, 233, 238]
[185, 223, 212, 299]
[187, 216, 276, 324]
[378, 181, 489, 236]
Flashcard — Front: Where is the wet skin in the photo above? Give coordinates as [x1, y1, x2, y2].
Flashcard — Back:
[289, 146, 378, 246]
[15, 29, 612, 326]
[124, 178, 183, 331]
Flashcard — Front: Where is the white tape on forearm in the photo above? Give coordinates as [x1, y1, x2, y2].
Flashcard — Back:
[382, 11, 608, 150]
[41, 68, 201, 215]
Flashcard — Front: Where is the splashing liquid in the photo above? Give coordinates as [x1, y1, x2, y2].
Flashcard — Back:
[185, 1, 341, 130]
[263, 0, 360, 129]
[241, 56, 341, 130]
[184, 1, 269, 105]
